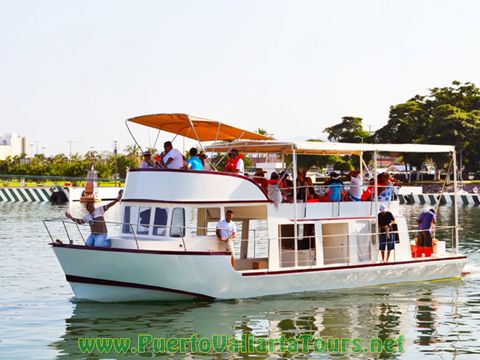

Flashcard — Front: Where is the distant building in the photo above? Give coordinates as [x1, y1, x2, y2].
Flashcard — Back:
[0, 134, 27, 160]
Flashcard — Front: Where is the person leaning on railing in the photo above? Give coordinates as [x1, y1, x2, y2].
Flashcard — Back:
[65, 191, 123, 247]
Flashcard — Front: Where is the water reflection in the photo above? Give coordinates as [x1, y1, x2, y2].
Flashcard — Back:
[51, 280, 469, 359]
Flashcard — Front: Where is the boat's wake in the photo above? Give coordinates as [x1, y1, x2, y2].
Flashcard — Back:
[462, 263, 480, 278]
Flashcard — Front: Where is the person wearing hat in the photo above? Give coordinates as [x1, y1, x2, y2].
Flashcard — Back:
[378, 204, 396, 262]
[199, 151, 211, 171]
[140, 151, 155, 169]
[65, 190, 123, 247]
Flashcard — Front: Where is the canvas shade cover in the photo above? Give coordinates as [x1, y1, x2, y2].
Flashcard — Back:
[127, 113, 274, 142]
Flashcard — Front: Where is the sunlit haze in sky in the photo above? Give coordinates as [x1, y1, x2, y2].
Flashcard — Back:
[1, 0, 480, 155]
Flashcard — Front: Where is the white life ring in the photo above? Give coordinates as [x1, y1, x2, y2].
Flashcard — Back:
[473, 186, 478, 194]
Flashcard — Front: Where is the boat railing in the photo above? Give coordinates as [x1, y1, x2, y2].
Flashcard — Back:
[261, 183, 401, 203]
[44, 218, 458, 269]
[43, 218, 268, 257]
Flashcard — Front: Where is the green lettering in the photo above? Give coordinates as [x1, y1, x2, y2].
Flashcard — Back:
[77, 338, 96, 353]
[313, 338, 325, 352]
[191, 334, 198, 352]
[298, 334, 312, 353]
[351, 338, 363, 353]
[227, 338, 240, 353]
[113, 338, 131, 353]
[179, 337, 189, 353]
[268, 337, 279, 353]
[95, 338, 113, 353]
[152, 338, 165, 353]
[326, 338, 339, 353]
[138, 334, 153, 353]
[340, 338, 350, 353]
[287, 338, 298, 353]
[397, 335, 405, 352]
[167, 338, 178, 353]
[370, 338, 382, 353]
[384, 338, 395, 353]
[212, 334, 227, 353]
[198, 338, 211, 353]
[279, 335, 287, 352]
[255, 338, 268, 353]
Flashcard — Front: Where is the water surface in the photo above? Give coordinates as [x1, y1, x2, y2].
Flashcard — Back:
[1, 203, 480, 359]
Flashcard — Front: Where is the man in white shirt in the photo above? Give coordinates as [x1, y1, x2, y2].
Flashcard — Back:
[160, 141, 184, 169]
[216, 210, 237, 255]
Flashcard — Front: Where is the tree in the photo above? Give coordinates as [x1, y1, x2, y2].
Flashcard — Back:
[374, 81, 480, 179]
[324, 116, 371, 143]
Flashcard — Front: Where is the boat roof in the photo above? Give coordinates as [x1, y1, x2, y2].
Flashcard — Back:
[205, 140, 455, 155]
[127, 113, 274, 141]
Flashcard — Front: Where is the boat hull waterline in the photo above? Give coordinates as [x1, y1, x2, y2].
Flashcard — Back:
[52, 244, 467, 302]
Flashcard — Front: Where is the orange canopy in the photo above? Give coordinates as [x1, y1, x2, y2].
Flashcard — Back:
[127, 113, 274, 141]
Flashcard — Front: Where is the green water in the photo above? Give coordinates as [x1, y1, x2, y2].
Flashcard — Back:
[1, 203, 479, 359]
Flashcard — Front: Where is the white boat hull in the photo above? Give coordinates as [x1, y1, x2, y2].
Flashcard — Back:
[52, 244, 467, 302]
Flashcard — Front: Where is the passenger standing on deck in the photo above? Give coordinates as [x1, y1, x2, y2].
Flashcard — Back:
[416, 208, 436, 257]
[159, 141, 183, 169]
[65, 191, 122, 247]
[224, 149, 244, 174]
[187, 148, 203, 170]
[378, 204, 395, 262]
[216, 210, 237, 266]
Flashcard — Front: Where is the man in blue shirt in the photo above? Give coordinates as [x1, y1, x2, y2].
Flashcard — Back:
[187, 148, 203, 170]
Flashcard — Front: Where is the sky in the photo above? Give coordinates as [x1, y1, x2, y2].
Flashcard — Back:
[1, 0, 480, 156]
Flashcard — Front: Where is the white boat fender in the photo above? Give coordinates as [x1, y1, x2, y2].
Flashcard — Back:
[473, 186, 478, 194]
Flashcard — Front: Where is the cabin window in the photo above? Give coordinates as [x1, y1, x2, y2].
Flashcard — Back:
[170, 207, 185, 238]
[279, 223, 316, 267]
[137, 206, 151, 235]
[190, 207, 221, 236]
[152, 207, 168, 236]
[122, 206, 133, 233]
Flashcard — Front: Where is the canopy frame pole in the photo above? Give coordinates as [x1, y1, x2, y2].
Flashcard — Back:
[292, 145, 298, 268]
[359, 151, 364, 184]
[125, 120, 144, 154]
[187, 116, 205, 153]
[152, 129, 161, 150]
[373, 151, 379, 257]
[453, 150, 459, 253]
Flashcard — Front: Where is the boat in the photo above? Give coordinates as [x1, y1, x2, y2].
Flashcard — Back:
[45, 113, 467, 302]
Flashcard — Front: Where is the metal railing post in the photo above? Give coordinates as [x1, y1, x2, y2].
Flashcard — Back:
[130, 224, 140, 250]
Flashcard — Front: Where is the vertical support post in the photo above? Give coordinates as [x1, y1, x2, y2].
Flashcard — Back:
[292, 146, 298, 267]
[373, 151, 379, 254]
[359, 151, 364, 185]
[452, 150, 459, 253]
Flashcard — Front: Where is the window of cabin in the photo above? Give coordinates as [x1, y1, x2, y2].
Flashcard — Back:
[122, 206, 133, 233]
[170, 207, 185, 237]
[137, 206, 151, 235]
[190, 207, 221, 236]
[152, 207, 168, 236]
[279, 223, 316, 267]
